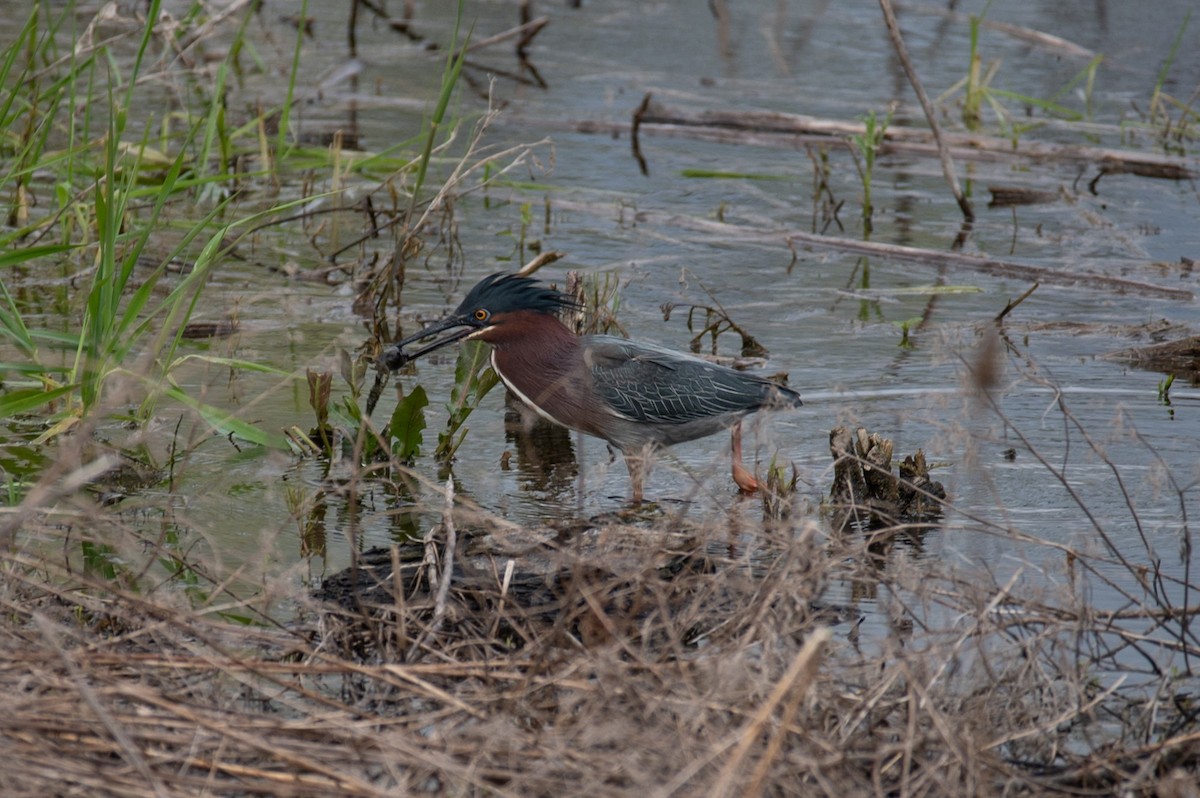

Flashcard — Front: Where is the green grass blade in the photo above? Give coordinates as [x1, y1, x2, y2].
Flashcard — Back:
[407, 1, 471, 221]
[119, 0, 163, 117]
[0, 384, 75, 417]
[275, 0, 308, 162]
[165, 355, 293, 377]
[0, 243, 76, 268]
[1150, 8, 1190, 114]
[0, 279, 39, 359]
[162, 384, 287, 449]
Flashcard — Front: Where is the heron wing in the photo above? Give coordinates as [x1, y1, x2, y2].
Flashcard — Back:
[583, 335, 773, 425]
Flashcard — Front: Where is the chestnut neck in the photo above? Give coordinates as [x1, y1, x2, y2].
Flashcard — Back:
[476, 310, 578, 359]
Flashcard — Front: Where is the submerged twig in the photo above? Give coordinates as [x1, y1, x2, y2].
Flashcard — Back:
[877, 0, 974, 222]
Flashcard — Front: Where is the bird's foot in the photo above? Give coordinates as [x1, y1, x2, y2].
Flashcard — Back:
[732, 463, 758, 494]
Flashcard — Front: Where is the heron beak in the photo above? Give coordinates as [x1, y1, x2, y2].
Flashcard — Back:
[380, 315, 477, 370]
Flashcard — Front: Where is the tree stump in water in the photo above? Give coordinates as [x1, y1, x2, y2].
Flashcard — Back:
[828, 426, 946, 532]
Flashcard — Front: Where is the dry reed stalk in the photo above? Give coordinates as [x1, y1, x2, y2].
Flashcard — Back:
[1, 389, 1196, 797]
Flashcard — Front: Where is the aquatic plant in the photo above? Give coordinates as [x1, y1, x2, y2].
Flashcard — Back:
[941, 10, 1105, 143]
[0, 0, 300, 448]
[847, 107, 892, 234]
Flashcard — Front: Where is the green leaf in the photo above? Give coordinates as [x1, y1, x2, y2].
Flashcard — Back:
[388, 385, 429, 463]
[341, 394, 364, 424]
[436, 342, 499, 460]
[0, 243, 76, 268]
[167, 354, 293, 377]
[340, 395, 376, 460]
[0, 384, 76, 417]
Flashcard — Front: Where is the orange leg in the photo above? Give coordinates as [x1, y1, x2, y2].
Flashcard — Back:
[731, 421, 758, 493]
[623, 446, 652, 503]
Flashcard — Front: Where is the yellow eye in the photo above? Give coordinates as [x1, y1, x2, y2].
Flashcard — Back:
[474, 309, 489, 321]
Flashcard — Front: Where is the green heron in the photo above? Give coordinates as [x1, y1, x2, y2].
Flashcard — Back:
[382, 272, 802, 502]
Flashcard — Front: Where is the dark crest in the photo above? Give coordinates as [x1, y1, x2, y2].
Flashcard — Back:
[455, 272, 578, 317]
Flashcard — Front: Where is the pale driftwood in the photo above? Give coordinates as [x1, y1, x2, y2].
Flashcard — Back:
[633, 103, 1198, 181]
[780, 229, 1193, 300]
[537, 196, 1192, 300]
[783, 230, 1191, 300]
[630, 210, 1193, 301]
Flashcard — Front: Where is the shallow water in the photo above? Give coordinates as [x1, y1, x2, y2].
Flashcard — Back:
[2, 2, 1197, 668]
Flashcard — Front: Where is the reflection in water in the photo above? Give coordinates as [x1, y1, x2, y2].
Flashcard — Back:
[384, 473, 427, 543]
[301, 490, 327, 558]
[501, 393, 578, 499]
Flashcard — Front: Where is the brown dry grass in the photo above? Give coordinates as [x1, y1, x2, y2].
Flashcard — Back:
[2, 448, 1197, 798]
[3, 3, 1196, 794]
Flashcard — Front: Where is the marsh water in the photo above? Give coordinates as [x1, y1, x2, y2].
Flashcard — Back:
[4, 2, 1199, 658]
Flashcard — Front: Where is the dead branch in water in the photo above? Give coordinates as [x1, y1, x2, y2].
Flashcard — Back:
[627, 102, 1199, 182]
[779, 229, 1193, 300]
[593, 205, 1194, 301]
[878, 0, 974, 222]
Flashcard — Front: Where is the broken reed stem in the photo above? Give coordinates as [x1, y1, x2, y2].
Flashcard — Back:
[995, 282, 1039, 322]
[515, 249, 567, 277]
[488, 558, 516, 640]
[710, 628, 832, 798]
[34, 614, 170, 798]
[405, 483, 456, 661]
[391, 543, 408, 652]
[463, 15, 549, 53]
[877, 0, 975, 222]
[431, 477, 458, 634]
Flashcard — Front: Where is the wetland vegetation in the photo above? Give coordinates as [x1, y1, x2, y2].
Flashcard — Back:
[1, 1, 1197, 795]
